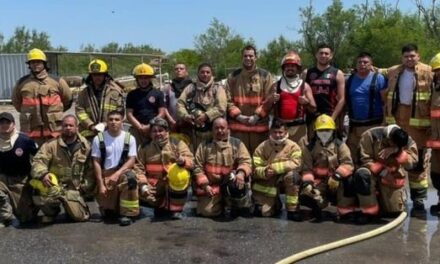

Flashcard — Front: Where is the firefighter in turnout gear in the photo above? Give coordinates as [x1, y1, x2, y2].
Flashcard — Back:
[353, 125, 418, 223]
[225, 45, 274, 154]
[269, 51, 316, 145]
[429, 52, 440, 215]
[382, 44, 433, 217]
[193, 117, 252, 218]
[177, 63, 227, 151]
[76, 59, 125, 141]
[91, 111, 139, 226]
[12, 48, 73, 146]
[300, 114, 354, 221]
[31, 115, 92, 224]
[252, 118, 303, 220]
[135, 117, 194, 220]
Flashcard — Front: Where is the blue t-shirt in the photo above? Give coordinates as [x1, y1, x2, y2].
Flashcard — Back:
[349, 72, 387, 120]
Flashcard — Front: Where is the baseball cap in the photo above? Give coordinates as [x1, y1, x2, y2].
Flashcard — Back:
[0, 112, 14, 122]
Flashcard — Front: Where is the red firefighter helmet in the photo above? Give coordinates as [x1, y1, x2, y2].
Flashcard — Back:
[281, 51, 302, 68]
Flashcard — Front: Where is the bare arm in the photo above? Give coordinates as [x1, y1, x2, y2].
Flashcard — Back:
[303, 83, 317, 112]
[332, 70, 346, 120]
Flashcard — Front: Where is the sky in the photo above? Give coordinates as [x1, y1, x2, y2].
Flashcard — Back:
[0, 0, 416, 54]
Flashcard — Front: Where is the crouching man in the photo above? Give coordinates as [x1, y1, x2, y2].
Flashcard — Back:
[31, 115, 92, 224]
[135, 117, 194, 220]
[300, 114, 354, 221]
[351, 125, 418, 223]
[193, 117, 253, 218]
[252, 118, 303, 220]
[92, 111, 139, 226]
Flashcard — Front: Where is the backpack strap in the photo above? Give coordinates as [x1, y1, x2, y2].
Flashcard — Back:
[97, 132, 106, 168]
[368, 72, 379, 119]
[117, 132, 131, 168]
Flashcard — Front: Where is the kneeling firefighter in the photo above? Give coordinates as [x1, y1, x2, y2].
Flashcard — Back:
[135, 117, 194, 220]
[300, 114, 354, 221]
[31, 115, 93, 224]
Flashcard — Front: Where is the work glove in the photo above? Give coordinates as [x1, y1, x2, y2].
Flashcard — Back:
[327, 173, 342, 192]
[140, 184, 156, 202]
[301, 181, 323, 204]
[236, 114, 249, 124]
[248, 114, 260, 125]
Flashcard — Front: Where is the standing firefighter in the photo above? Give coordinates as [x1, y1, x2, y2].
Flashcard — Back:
[31, 115, 92, 224]
[76, 59, 125, 141]
[383, 44, 433, 217]
[92, 111, 139, 226]
[12, 48, 72, 146]
[252, 119, 303, 220]
[429, 53, 440, 215]
[225, 45, 274, 154]
[270, 51, 316, 144]
[135, 117, 194, 220]
[193, 117, 252, 218]
[300, 114, 354, 221]
[0, 112, 38, 227]
[126, 63, 166, 146]
[177, 63, 227, 151]
[352, 125, 418, 223]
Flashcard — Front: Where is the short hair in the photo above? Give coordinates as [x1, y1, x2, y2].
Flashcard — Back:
[149, 117, 169, 131]
[107, 110, 124, 119]
[242, 44, 257, 57]
[317, 43, 333, 52]
[63, 114, 79, 125]
[270, 118, 287, 130]
[356, 52, 373, 61]
[401, 44, 418, 54]
[197, 63, 213, 73]
[390, 128, 409, 148]
[174, 63, 187, 69]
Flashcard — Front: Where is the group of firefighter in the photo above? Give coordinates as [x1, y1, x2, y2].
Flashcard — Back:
[1, 42, 440, 227]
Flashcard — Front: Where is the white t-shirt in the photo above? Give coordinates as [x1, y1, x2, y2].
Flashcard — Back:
[398, 69, 415, 105]
[91, 131, 137, 170]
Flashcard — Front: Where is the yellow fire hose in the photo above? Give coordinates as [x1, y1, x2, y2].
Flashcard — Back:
[275, 211, 408, 264]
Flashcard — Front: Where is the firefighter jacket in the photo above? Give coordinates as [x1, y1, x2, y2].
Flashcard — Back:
[225, 67, 274, 133]
[31, 134, 92, 190]
[384, 63, 433, 128]
[253, 139, 302, 197]
[302, 138, 354, 183]
[358, 126, 418, 188]
[76, 77, 125, 138]
[176, 77, 227, 124]
[193, 137, 252, 196]
[135, 138, 193, 186]
[428, 79, 440, 149]
[12, 71, 72, 139]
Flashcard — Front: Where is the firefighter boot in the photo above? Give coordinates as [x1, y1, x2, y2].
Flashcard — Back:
[410, 188, 427, 219]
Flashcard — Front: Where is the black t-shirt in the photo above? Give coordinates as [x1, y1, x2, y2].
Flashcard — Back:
[305, 66, 339, 116]
[126, 86, 165, 125]
[0, 133, 38, 176]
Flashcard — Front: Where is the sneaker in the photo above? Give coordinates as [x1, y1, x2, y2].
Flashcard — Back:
[119, 216, 132, 226]
[411, 202, 427, 218]
[170, 212, 183, 220]
[287, 211, 302, 222]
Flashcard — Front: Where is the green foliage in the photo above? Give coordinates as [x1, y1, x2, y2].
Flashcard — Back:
[1, 26, 53, 53]
[259, 35, 301, 74]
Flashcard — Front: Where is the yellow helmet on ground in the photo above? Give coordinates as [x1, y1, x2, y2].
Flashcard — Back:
[430, 53, 440, 71]
[27, 48, 47, 62]
[314, 114, 336, 130]
[29, 173, 60, 196]
[167, 163, 190, 191]
[88, 59, 108, 73]
[133, 63, 155, 77]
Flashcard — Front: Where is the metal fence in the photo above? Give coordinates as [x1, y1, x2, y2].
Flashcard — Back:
[0, 51, 165, 101]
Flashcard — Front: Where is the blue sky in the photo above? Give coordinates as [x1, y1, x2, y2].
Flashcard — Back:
[0, 0, 415, 53]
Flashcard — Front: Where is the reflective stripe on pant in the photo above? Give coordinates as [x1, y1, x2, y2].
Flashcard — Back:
[252, 177, 280, 217]
[408, 148, 429, 202]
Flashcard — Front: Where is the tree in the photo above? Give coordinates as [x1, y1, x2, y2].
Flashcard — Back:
[259, 35, 301, 74]
[194, 18, 250, 79]
[2, 26, 53, 53]
[166, 48, 202, 77]
[414, 0, 440, 44]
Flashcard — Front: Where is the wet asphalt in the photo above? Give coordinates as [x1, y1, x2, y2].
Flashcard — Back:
[1, 104, 440, 263]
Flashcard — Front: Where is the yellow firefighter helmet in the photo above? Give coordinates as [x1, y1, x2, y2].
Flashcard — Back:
[27, 48, 47, 62]
[281, 51, 301, 68]
[29, 173, 60, 196]
[88, 59, 108, 73]
[133, 63, 155, 77]
[430, 53, 440, 71]
[314, 114, 336, 131]
[167, 163, 190, 191]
